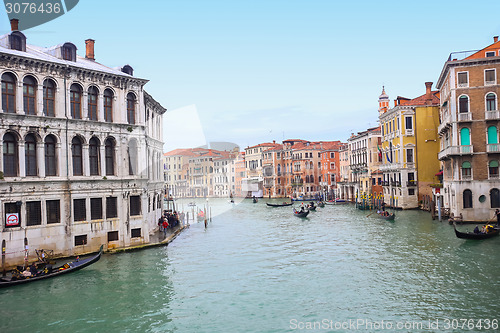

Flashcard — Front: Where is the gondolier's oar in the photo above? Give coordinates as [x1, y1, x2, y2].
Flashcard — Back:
[366, 211, 376, 217]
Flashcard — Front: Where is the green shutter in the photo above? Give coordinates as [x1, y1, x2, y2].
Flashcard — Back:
[488, 126, 498, 144]
[460, 128, 470, 146]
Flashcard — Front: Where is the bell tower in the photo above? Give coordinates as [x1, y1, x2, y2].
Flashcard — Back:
[378, 86, 389, 117]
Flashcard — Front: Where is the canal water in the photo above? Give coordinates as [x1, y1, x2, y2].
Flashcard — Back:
[1, 199, 499, 332]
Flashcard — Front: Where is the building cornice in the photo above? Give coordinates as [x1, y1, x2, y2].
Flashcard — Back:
[436, 56, 500, 89]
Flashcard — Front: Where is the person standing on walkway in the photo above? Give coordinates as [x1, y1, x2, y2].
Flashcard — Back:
[162, 218, 169, 236]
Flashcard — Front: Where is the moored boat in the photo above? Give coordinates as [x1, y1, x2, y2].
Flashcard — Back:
[0, 245, 103, 288]
[453, 224, 499, 240]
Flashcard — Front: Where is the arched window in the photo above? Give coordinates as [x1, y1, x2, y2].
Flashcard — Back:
[491, 188, 500, 208]
[459, 95, 469, 113]
[105, 138, 115, 176]
[89, 137, 100, 176]
[310, 175, 314, 183]
[23, 76, 37, 115]
[460, 128, 470, 146]
[43, 79, 56, 117]
[486, 93, 497, 111]
[104, 89, 113, 122]
[128, 139, 138, 175]
[71, 136, 83, 176]
[25, 134, 37, 176]
[3, 133, 18, 176]
[463, 189, 473, 209]
[461, 161, 472, 180]
[88, 86, 98, 121]
[305, 175, 309, 183]
[277, 164, 281, 175]
[45, 135, 57, 176]
[127, 93, 136, 124]
[488, 126, 498, 144]
[70, 84, 82, 119]
[2, 73, 16, 113]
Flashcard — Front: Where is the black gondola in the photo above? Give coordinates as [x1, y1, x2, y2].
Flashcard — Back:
[453, 224, 499, 240]
[266, 202, 293, 207]
[317, 202, 325, 208]
[293, 209, 309, 218]
[0, 245, 103, 288]
[379, 212, 395, 221]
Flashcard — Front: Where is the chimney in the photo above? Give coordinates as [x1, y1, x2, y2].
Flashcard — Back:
[425, 82, 433, 105]
[494, 36, 499, 43]
[85, 39, 95, 60]
[394, 99, 398, 107]
[10, 19, 19, 31]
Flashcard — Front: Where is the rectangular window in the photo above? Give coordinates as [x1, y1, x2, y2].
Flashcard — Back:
[90, 198, 102, 220]
[486, 51, 496, 57]
[408, 188, 415, 196]
[330, 152, 335, 158]
[406, 149, 414, 163]
[46, 200, 60, 224]
[131, 228, 141, 238]
[130, 195, 141, 216]
[26, 201, 41, 226]
[457, 72, 468, 87]
[74, 198, 86, 222]
[330, 162, 335, 169]
[485, 69, 496, 85]
[405, 117, 413, 130]
[5, 202, 20, 228]
[108, 231, 119, 242]
[75, 234, 87, 246]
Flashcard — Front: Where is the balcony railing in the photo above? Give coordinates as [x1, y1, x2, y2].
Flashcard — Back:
[487, 144, 500, 153]
[462, 174, 472, 181]
[458, 112, 472, 122]
[438, 145, 473, 160]
[486, 110, 500, 120]
[407, 181, 417, 187]
[438, 113, 451, 133]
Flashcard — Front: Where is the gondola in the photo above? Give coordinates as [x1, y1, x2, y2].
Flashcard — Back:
[252, 198, 258, 203]
[307, 205, 317, 211]
[453, 224, 500, 240]
[317, 202, 325, 208]
[266, 202, 293, 207]
[379, 212, 395, 221]
[293, 209, 309, 218]
[0, 245, 103, 288]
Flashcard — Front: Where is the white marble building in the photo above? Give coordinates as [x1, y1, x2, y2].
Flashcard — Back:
[0, 21, 166, 267]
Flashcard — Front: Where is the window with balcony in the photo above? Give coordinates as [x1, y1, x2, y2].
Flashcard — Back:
[486, 93, 497, 115]
[485, 69, 496, 85]
[489, 161, 499, 179]
[457, 72, 468, 87]
[460, 128, 471, 146]
[461, 161, 472, 180]
[459, 95, 469, 113]
[405, 116, 413, 130]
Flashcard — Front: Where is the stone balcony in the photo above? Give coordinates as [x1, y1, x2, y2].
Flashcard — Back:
[438, 145, 473, 160]
[486, 110, 500, 120]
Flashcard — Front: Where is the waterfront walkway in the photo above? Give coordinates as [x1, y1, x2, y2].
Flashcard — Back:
[107, 225, 186, 254]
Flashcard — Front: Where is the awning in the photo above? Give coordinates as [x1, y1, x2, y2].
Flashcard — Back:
[435, 171, 443, 176]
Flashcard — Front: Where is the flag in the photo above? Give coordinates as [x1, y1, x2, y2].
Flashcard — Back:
[377, 144, 382, 160]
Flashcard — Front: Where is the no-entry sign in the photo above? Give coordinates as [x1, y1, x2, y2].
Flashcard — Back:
[6, 213, 19, 227]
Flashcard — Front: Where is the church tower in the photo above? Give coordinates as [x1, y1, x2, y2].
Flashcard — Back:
[378, 86, 389, 117]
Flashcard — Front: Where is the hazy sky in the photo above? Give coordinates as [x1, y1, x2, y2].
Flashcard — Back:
[2, 0, 500, 150]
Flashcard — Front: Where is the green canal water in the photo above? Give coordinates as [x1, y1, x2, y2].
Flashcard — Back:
[1, 199, 500, 333]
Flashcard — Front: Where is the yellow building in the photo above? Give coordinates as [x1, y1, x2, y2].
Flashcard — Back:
[379, 83, 440, 209]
